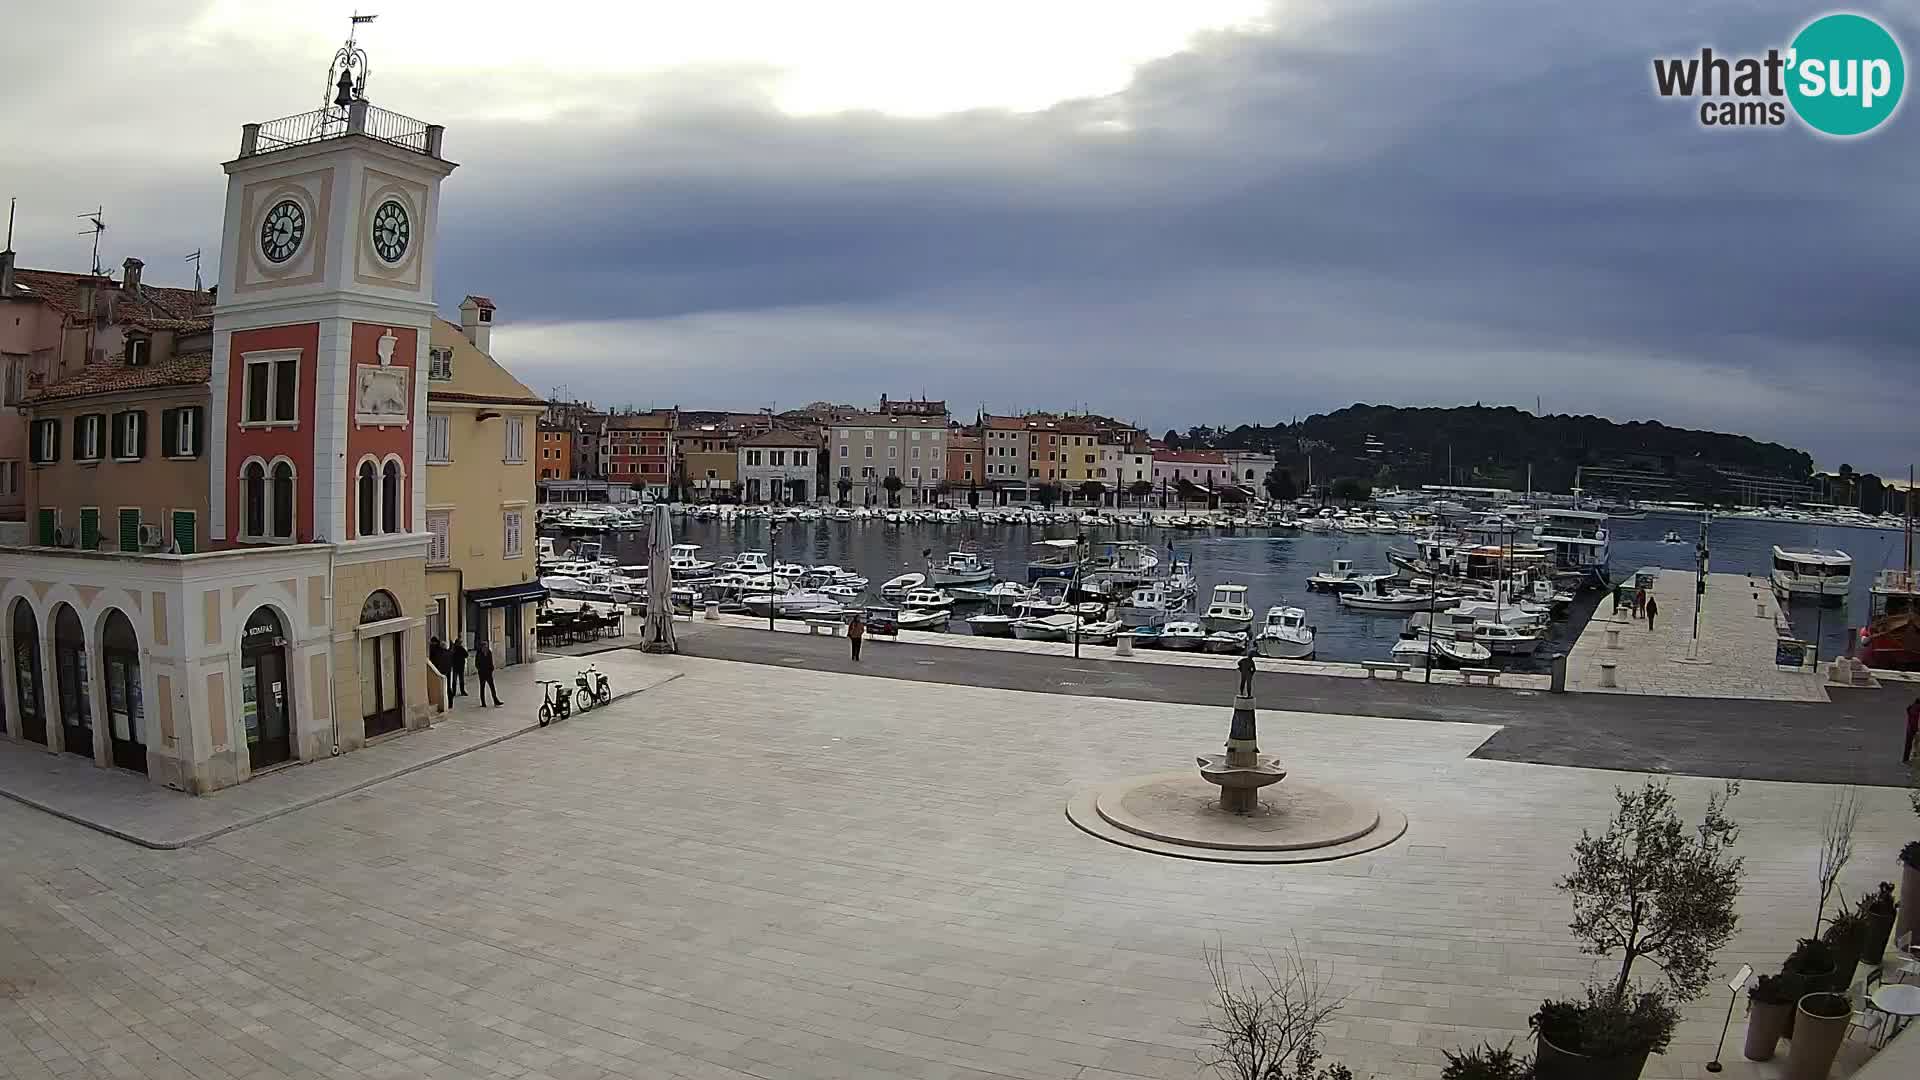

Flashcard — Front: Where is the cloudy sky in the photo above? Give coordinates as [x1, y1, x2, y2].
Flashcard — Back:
[4, 1, 1916, 472]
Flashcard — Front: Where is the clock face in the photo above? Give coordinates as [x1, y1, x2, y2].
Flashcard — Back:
[370, 199, 411, 264]
[260, 200, 305, 264]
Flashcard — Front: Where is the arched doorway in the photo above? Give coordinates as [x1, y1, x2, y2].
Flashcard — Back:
[242, 607, 294, 769]
[359, 590, 405, 738]
[10, 600, 46, 745]
[52, 604, 93, 759]
[100, 610, 147, 773]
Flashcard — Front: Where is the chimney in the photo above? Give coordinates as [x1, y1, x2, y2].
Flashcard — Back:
[459, 295, 494, 353]
[122, 257, 143, 295]
[0, 249, 14, 298]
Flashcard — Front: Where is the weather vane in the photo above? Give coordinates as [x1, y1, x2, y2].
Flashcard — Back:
[323, 12, 378, 112]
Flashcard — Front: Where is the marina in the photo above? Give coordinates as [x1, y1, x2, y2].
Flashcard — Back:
[541, 500, 1920, 668]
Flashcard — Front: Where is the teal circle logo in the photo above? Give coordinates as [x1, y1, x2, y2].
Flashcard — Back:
[1787, 13, 1905, 136]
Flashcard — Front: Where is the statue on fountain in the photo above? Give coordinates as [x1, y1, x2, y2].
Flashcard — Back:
[1199, 657, 1286, 814]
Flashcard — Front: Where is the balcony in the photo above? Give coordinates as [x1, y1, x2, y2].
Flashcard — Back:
[241, 101, 445, 160]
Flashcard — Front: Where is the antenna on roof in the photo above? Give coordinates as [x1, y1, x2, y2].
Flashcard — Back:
[184, 249, 203, 293]
[5, 197, 15, 250]
[76, 206, 106, 276]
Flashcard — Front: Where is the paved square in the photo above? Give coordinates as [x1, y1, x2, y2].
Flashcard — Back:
[1, 650, 1913, 1080]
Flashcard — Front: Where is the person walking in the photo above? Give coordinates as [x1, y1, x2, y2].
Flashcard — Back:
[1644, 596, 1659, 630]
[848, 613, 865, 662]
[1903, 695, 1920, 763]
[1632, 587, 1646, 618]
[449, 637, 470, 697]
[1611, 588, 1621, 616]
[429, 636, 451, 702]
[476, 640, 502, 707]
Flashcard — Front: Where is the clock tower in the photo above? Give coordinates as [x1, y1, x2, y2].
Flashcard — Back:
[209, 27, 457, 744]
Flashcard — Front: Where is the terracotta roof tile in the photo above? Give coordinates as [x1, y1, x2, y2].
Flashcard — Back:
[10, 268, 212, 332]
[25, 351, 210, 404]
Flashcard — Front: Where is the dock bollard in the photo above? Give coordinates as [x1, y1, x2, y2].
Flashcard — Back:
[1605, 627, 1621, 650]
[1115, 633, 1133, 657]
[704, 601, 720, 621]
[1599, 659, 1618, 688]
[1549, 652, 1567, 694]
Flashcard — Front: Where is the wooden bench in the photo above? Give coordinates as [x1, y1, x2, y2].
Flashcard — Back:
[1359, 660, 1411, 680]
[1460, 667, 1501, 686]
[804, 619, 842, 636]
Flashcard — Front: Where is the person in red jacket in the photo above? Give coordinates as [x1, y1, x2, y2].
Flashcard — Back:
[1904, 697, 1919, 764]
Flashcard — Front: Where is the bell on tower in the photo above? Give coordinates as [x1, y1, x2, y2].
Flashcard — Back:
[323, 13, 376, 113]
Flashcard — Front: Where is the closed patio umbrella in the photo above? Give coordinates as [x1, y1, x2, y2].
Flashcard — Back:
[641, 503, 678, 653]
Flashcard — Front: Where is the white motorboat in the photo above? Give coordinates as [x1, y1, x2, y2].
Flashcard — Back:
[965, 611, 1019, 637]
[929, 550, 995, 586]
[1338, 577, 1457, 613]
[1075, 620, 1124, 645]
[820, 584, 863, 602]
[1390, 636, 1493, 668]
[1307, 559, 1393, 594]
[1202, 584, 1254, 632]
[720, 551, 773, 574]
[668, 544, 716, 578]
[740, 590, 842, 618]
[879, 572, 926, 600]
[952, 580, 1032, 606]
[1026, 538, 1083, 581]
[1770, 545, 1851, 605]
[1118, 582, 1190, 624]
[1662, 531, 1684, 544]
[1406, 615, 1541, 656]
[1533, 509, 1611, 588]
[902, 588, 956, 611]
[1444, 598, 1550, 630]
[1011, 613, 1083, 641]
[1203, 631, 1249, 654]
[1157, 620, 1208, 650]
[894, 607, 951, 630]
[1255, 606, 1315, 660]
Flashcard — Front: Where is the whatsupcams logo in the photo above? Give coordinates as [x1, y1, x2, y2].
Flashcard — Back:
[1652, 12, 1905, 135]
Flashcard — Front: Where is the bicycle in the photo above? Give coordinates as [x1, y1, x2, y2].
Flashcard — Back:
[536, 679, 572, 727]
[574, 665, 612, 711]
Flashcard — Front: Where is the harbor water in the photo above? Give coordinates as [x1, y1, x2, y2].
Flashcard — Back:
[551, 509, 1909, 666]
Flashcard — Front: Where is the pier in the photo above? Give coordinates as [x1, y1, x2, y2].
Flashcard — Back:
[1563, 569, 1828, 701]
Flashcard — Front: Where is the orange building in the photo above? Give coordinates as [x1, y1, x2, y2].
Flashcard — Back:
[537, 423, 572, 481]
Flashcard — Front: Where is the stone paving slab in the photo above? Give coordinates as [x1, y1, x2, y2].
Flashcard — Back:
[1, 650, 1914, 1080]
[1565, 571, 1828, 701]
[0, 659, 681, 849]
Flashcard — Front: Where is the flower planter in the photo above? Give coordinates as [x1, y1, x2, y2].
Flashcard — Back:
[1533, 1031, 1650, 1080]
[1784, 993, 1851, 1080]
[1901, 861, 1920, 942]
[1862, 906, 1896, 965]
[1742, 999, 1793, 1061]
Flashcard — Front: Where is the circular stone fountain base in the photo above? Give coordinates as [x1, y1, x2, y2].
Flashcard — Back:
[1066, 771, 1406, 864]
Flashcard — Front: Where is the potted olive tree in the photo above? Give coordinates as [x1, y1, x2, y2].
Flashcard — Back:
[1860, 883, 1897, 965]
[1820, 903, 1868, 988]
[1741, 972, 1802, 1062]
[1532, 781, 1743, 1080]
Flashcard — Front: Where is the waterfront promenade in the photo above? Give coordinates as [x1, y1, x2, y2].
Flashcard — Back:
[1563, 570, 1829, 701]
[1, 647, 1913, 1080]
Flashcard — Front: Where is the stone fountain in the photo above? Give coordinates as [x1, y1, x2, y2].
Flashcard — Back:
[1064, 654, 1407, 864]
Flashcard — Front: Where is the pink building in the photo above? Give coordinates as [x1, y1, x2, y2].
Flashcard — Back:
[0, 253, 211, 529]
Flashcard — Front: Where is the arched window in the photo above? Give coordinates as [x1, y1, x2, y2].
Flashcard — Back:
[270, 461, 295, 539]
[242, 461, 267, 538]
[360, 589, 401, 624]
[381, 460, 402, 533]
[357, 460, 377, 537]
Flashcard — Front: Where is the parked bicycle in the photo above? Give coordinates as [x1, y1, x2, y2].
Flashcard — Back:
[574, 665, 612, 711]
[537, 679, 572, 727]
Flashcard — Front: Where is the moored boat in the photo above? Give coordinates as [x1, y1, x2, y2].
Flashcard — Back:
[1202, 583, 1254, 632]
[1255, 606, 1315, 659]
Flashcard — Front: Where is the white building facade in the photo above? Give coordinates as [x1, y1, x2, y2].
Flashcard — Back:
[739, 430, 817, 504]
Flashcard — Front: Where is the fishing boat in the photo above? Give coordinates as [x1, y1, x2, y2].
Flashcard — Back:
[1202, 584, 1255, 632]
[1390, 635, 1493, 668]
[894, 607, 951, 630]
[928, 550, 995, 586]
[901, 588, 956, 612]
[1156, 620, 1208, 650]
[1860, 569, 1920, 669]
[1203, 630, 1249, 654]
[740, 590, 843, 618]
[1026, 538, 1083, 581]
[1118, 582, 1190, 624]
[1406, 614, 1541, 656]
[1533, 509, 1611, 589]
[1338, 576, 1457, 613]
[1010, 613, 1083, 641]
[1769, 545, 1851, 605]
[720, 551, 774, 574]
[879, 572, 926, 600]
[667, 544, 717, 579]
[1661, 531, 1684, 544]
[951, 580, 1033, 606]
[965, 610, 1020, 637]
[1307, 559, 1392, 594]
[1254, 606, 1316, 659]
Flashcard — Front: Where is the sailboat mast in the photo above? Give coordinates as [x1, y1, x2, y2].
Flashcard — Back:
[1907, 464, 1914, 582]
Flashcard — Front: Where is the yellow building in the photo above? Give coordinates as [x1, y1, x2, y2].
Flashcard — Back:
[424, 298, 546, 669]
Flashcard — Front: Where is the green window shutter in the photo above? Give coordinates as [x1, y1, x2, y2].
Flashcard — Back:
[118, 508, 141, 552]
[79, 508, 99, 550]
[170, 510, 196, 555]
[36, 508, 56, 546]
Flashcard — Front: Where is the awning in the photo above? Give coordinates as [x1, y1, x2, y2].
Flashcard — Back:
[467, 581, 548, 608]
